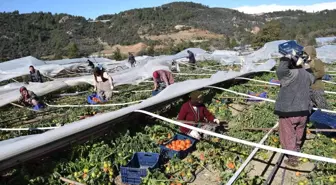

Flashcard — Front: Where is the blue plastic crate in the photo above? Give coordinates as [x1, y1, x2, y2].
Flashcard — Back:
[310, 110, 336, 129]
[120, 152, 160, 185]
[160, 133, 196, 159]
[33, 103, 44, 110]
[278, 40, 303, 56]
[322, 74, 332, 81]
[87, 93, 106, 104]
[247, 91, 267, 101]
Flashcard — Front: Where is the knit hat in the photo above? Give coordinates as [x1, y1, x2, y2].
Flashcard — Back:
[153, 71, 159, 79]
[190, 91, 203, 101]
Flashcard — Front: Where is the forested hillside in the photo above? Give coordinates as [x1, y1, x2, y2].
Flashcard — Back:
[1, 2, 336, 61]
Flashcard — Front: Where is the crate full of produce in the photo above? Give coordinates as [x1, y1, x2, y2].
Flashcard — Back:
[160, 133, 196, 159]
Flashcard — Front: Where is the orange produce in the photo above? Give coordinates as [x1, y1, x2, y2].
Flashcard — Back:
[227, 162, 235, 169]
[165, 139, 192, 151]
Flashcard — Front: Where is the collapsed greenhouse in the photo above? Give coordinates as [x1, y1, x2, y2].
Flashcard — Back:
[0, 40, 335, 185]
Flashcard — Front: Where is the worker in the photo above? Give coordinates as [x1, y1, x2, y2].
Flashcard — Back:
[93, 67, 114, 101]
[29, 65, 43, 83]
[152, 70, 174, 96]
[88, 59, 95, 69]
[274, 48, 315, 167]
[18, 87, 43, 109]
[178, 91, 220, 140]
[187, 50, 196, 70]
[304, 46, 329, 109]
[128, 52, 136, 67]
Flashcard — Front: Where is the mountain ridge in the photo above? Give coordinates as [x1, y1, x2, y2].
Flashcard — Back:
[0, 2, 336, 61]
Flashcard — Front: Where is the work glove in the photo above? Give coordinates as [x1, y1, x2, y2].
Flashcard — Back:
[213, 119, 220, 124]
[94, 86, 97, 92]
[110, 85, 114, 90]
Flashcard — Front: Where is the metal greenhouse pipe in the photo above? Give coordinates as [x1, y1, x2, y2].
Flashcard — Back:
[226, 122, 279, 185]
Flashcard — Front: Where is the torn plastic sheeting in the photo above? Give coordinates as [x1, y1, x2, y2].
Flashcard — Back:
[243, 40, 288, 63]
[0, 61, 275, 161]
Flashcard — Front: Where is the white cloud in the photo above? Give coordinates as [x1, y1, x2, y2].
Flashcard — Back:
[234, 2, 336, 14]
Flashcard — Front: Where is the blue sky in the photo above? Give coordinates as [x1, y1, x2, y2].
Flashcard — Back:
[0, 0, 335, 19]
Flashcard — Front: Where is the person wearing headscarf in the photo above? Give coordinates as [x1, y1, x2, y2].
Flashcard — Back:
[275, 48, 315, 167]
[178, 91, 220, 140]
[304, 46, 329, 109]
[152, 70, 174, 91]
[93, 67, 114, 101]
[18, 87, 40, 107]
[128, 52, 136, 67]
[29, 65, 43, 83]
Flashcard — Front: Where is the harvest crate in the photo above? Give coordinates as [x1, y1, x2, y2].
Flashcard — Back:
[310, 110, 336, 136]
[160, 133, 196, 159]
[278, 40, 303, 55]
[120, 152, 160, 185]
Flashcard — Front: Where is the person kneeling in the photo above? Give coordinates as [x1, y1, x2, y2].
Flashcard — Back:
[93, 67, 114, 101]
[178, 91, 220, 140]
[18, 87, 44, 110]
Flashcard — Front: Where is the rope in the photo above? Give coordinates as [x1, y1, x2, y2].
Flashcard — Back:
[45, 100, 142, 108]
[236, 77, 336, 95]
[133, 110, 336, 164]
[207, 86, 336, 114]
[0, 127, 60, 131]
[226, 122, 279, 185]
[173, 72, 214, 76]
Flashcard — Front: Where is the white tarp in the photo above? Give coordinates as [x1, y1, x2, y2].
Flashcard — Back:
[316, 45, 336, 64]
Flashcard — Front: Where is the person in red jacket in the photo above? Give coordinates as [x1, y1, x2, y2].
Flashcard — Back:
[178, 91, 220, 139]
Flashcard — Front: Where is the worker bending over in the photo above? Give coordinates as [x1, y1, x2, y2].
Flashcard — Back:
[178, 91, 220, 140]
[18, 86, 43, 109]
[304, 46, 329, 109]
[29, 65, 43, 83]
[93, 67, 114, 101]
[274, 48, 315, 167]
[152, 70, 174, 96]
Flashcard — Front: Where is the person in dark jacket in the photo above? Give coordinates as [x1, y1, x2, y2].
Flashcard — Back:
[275, 51, 315, 167]
[128, 52, 136, 67]
[187, 50, 196, 70]
[29, 66, 43, 83]
[178, 91, 220, 140]
[88, 59, 95, 69]
[304, 46, 329, 109]
[18, 86, 40, 107]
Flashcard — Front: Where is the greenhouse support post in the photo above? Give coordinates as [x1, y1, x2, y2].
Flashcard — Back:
[226, 122, 279, 185]
[134, 110, 336, 164]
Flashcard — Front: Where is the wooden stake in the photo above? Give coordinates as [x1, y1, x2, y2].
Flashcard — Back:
[60, 177, 86, 185]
